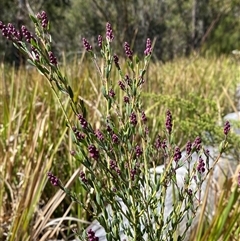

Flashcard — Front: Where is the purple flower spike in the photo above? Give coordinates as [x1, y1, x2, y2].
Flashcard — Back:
[106, 125, 113, 134]
[110, 160, 117, 169]
[130, 167, 137, 181]
[0, 22, 21, 42]
[123, 96, 129, 103]
[109, 88, 115, 98]
[155, 135, 161, 150]
[98, 35, 102, 48]
[106, 22, 114, 42]
[113, 54, 120, 70]
[112, 133, 119, 143]
[224, 121, 230, 135]
[88, 144, 99, 160]
[130, 112, 137, 125]
[174, 146, 182, 162]
[193, 136, 201, 152]
[161, 139, 167, 150]
[80, 171, 88, 184]
[82, 38, 92, 51]
[40, 11, 48, 28]
[197, 156, 205, 173]
[124, 42, 133, 60]
[49, 51, 57, 65]
[165, 110, 172, 134]
[109, 160, 121, 175]
[186, 141, 192, 155]
[118, 80, 125, 90]
[87, 229, 99, 241]
[47, 172, 60, 186]
[31, 46, 40, 61]
[144, 38, 152, 55]
[21, 25, 33, 43]
[125, 75, 132, 85]
[95, 129, 104, 141]
[78, 114, 88, 129]
[136, 145, 143, 157]
[73, 126, 85, 141]
[187, 189, 193, 196]
[36, 11, 49, 29]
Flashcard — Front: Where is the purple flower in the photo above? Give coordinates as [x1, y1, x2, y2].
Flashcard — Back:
[130, 112, 137, 125]
[78, 114, 88, 129]
[0, 22, 21, 42]
[174, 146, 182, 162]
[95, 129, 104, 141]
[109, 160, 120, 175]
[197, 156, 205, 173]
[144, 38, 152, 56]
[136, 145, 143, 158]
[38, 11, 48, 29]
[118, 80, 125, 90]
[187, 189, 193, 196]
[186, 141, 192, 155]
[125, 75, 132, 86]
[1, 25, 7, 37]
[87, 229, 99, 241]
[224, 121, 230, 135]
[155, 135, 161, 150]
[31, 46, 40, 61]
[193, 136, 201, 152]
[73, 127, 85, 141]
[106, 22, 114, 42]
[165, 110, 172, 134]
[124, 96, 129, 103]
[82, 38, 92, 51]
[130, 167, 137, 181]
[124, 42, 133, 60]
[8, 23, 20, 41]
[161, 139, 167, 149]
[110, 159, 117, 169]
[47, 172, 60, 186]
[141, 111, 147, 123]
[113, 54, 120, 70]
[80, 171, 88, 184]
[98, 35, 102, 48]
[49, 51, 57, 65]
[109, 88, 115, 98]
[88, 144, 99, 160]
[112, 133, 119, 143]
[106, 125, 113, 134]
[21, 25, 33, 43]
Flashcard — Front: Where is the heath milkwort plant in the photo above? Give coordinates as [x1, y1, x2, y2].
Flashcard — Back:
[0, 12, 232, 241]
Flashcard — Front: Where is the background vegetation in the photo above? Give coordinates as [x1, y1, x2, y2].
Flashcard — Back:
[0, 0, 240, 65]
[0, 0, 239, 240]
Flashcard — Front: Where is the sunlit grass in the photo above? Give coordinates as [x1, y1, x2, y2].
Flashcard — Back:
[0, 54, 239, 240]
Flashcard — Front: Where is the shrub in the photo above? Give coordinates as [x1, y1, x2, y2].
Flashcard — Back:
[0, 12, 239, 241]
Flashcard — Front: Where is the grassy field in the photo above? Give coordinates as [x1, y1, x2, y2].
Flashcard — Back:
[0, 54, 239, 240]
